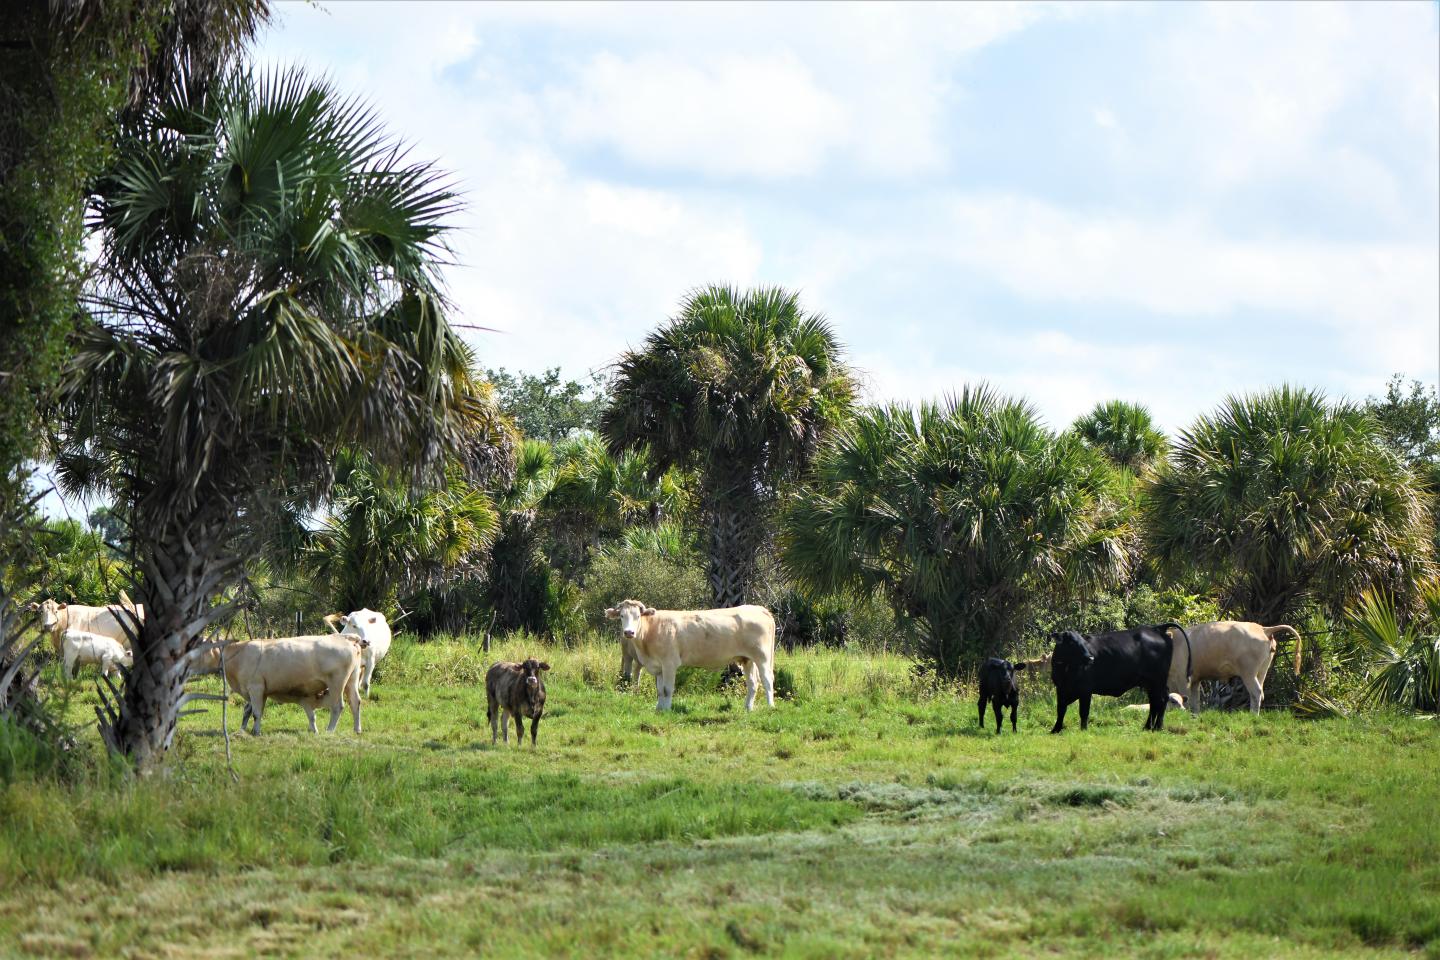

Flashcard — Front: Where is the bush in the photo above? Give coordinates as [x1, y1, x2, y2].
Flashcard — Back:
[1020, 585, 1221, 661]
[582, 544, 709, 627]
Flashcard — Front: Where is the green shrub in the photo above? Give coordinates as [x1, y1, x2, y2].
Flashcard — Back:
[582, 544, 709, 626]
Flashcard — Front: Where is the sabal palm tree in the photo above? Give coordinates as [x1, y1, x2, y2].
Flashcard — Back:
[1342, 585, 1440, 711]
[602, 286, 855, 609]
[1071, 399, 1168, 472]
[486, 439, 560, 632]
[782, 387, 1127, 678]
[54, 65, 496, 771]
[305, 452, 502, 616]
[1144, 386, 1433, 627]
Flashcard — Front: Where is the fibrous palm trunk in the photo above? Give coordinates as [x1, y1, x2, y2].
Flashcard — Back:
[705, 495, 764, 610]
[109, 508, 238, 772]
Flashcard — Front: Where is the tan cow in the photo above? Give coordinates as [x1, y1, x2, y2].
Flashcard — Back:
[31, 597, 145, 653]
[1166, 621, 1302, 714]
[194, 634, 366, 736]
[604, 600, 776, 711]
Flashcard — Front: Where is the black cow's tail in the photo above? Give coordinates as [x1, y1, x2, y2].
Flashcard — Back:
[1156, 621, 1192, 686]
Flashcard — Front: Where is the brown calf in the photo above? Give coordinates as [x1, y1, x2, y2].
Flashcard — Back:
[486, 658, 550, 746]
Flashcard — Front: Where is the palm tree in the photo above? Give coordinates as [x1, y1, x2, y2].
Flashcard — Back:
[53, 64, 496, 771]
[305, 452, 502, 616]
[485, 439, 560, 633]
[1071, 399, 1168, 472]
[602, 286, 855, 609]
[782, 387, 1127, 678]
[1342, 585, 1440, 712]
[1144, 386, 1434, 627]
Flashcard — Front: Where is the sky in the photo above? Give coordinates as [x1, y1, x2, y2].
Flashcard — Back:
[248, 0, 1440, 434]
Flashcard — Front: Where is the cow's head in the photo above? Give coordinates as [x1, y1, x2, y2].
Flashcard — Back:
[604, 599, 656, 639]
[1049, 631, 1094, 680]
[35, 599, 64, 632]
[515, 657, 550, 707]
[337, 608, 388, 646]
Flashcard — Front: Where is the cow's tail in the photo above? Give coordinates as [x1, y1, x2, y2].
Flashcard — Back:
[1265, 625, 1303, 676]
[1157, 622, 1191, 686]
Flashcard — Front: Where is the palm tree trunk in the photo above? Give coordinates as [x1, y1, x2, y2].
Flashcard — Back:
[705, 494, 763, 609]
[113, 509, 238, 773]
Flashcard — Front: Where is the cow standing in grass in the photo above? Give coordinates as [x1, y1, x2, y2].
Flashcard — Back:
[487, 658, 549, 746]
[1049, 623, 1190, 733]
[1166, 621, 1301, 714]
[604, 600, 776, 711]
[977, 657, 1029, 734]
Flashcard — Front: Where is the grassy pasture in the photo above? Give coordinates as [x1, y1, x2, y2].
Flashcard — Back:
[1, 635, 1437, 958]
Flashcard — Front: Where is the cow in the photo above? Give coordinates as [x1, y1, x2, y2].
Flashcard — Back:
[1166, 621, 1302, 714]
[193, 634, 366, 736]
[486, 658, 549, 746]
[60, 629, 132, 680]
[324, 608, 391, 696]
[1049, 623, 1190, 733]
[604, 600, 776, 712]
[977, 657, 1032, 734]
[30, 597, 145, 654]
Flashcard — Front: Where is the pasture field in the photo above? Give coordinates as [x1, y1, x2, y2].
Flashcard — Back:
[1, 636, 1437, 959]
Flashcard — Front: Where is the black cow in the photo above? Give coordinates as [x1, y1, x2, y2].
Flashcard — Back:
[978, 657, 1031, 734]
[1048, 623, 1190, 733]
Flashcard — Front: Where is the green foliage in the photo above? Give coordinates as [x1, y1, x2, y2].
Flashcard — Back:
[1022, 585, 1221, 659]
[1367, 375, 1440, 470]
[484, 367, 608, 442]
[603, 285, 856, 607]
[305, 453, 501, 615]
[582, 539, 710, 626]
[1341, 584, 1440, 711]
[1144, 385, 1435, 626]
[29, 519, 133, 607]
[783, 387, 1128, 677]
[1071, 399, 1168, 472]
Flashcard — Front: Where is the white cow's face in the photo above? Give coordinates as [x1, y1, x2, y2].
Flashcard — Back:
[604, 600, 656, 639]
[37, 599, 63, 631]
[340, 608, 387, 645]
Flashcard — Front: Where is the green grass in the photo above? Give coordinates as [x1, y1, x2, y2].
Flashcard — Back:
[2, 634, 1437, 958]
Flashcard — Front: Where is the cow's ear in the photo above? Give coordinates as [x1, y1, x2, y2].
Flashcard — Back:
[604, 607, 618, 620]
[24, 601, 37, 611]
[642, 607, 657, 617]
[1014, 661, 1028, 672]
[539, 661, 551, 671]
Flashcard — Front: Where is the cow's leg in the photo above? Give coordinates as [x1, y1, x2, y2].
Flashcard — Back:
[1079, 693, 1092, 730]
[1185, 679, 1199, 716]
[304, 705, 319, 733]
[501, 708, 511, 743]
[347, 673, 363, 734]
[977, 691, 988, 729]
[63, 652, 76, 681]
[1153, 688, 1168, 730]
[513, 712, 524, 745]
[1242, 674, 1264, 714]
[1009, 699, 1018, 733]
[247, 689, 265, 736]
[529, 715, 539, 747]
[741, 659, 758, 711]
[759, 656, 775, 707]
[1052, 696, 1070, 734]
[657, 665, 677, 711]
[993, 698, 1003, 734]
[488, 699, 498, 744]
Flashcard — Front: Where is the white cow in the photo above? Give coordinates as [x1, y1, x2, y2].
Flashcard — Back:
[325, 608, 391, 696]
[604, 600, 776, 711]
[61, 629, 132, 680]
[32, 598, 145, 653]
[194, 634, 366, 735]
[1167, 621, 1303, 714]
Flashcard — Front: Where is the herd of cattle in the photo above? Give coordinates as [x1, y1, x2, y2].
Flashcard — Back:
[26, 596, 1303, 743]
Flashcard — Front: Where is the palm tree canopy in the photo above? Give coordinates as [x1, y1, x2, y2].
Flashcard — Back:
[782, 386, 1127, 675]
[601, 285, 855, 489]
[1071, 399, 1168, 472]
[1143, 385, 1434, 623]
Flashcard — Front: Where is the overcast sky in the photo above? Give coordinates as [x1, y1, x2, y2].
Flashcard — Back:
[250, 1, 1440, 434]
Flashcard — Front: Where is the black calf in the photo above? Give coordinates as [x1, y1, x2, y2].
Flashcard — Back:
[977, 657, 1030, 734]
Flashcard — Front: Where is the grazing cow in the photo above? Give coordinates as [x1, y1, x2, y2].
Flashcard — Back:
[324, 608, 392, 696]
[31, 598, 145, 654]
[1166, 621, 1302, 714]
[61, 629, 132, 679]
[978, 657, 1032, 734]
[486, 658, 549, 746]
[1049, 623, 1190, 733]
[604, 600, 776, 711]
[194, 634, 366, 736]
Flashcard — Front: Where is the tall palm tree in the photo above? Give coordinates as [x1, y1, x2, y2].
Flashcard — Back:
[1071, 399, 1168, 472]
[54, 65, 496, 771]
[1144, 386, 1434, 627]
[602, 286, 855, 609]
[782, 387, 1127, 678]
